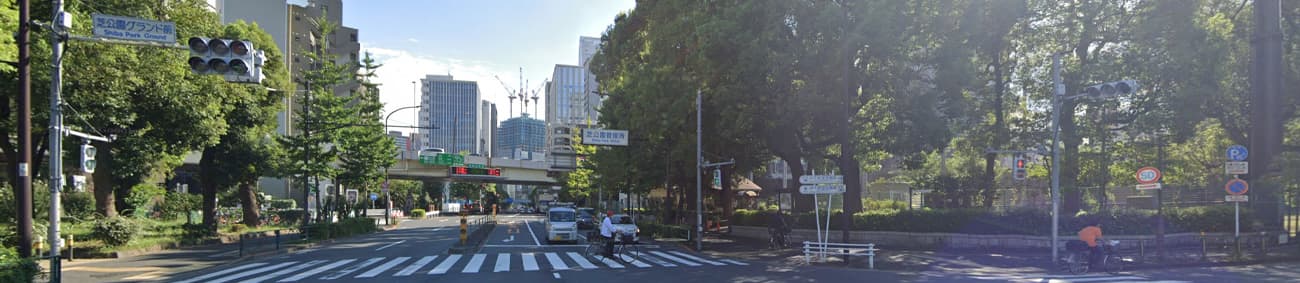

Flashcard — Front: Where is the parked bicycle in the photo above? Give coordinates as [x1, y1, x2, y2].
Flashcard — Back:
[1061, 240, 1126, 274]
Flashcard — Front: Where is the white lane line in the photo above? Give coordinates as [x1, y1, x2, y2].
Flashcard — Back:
[207, 262, 295, 283]
[649, 251, 702, 266]
[319, 257, 385, 280]
[277, 259, 354, 282]
[173, 262, 268, 283]
[667, 251, 726, 266]
[356, 256, 410, 278]
[565, 252, 600, 269]
[719, 259, 749, 266]
[461, 253, 488, 273]
[394, 256, 437, 276]
[494, 253, 512, 272]
[636, 253, 676, 267]
[595, 256, 626, 268]
[206, 250, 239, 258]
[544, 252, 570, 270]
[522, 253, 540, 271]
[524, 220, 542, 246]
[374, 240, 406, 251]
[482, 244, 587, 248]
[622, 255, 653, 268]
[553, 272, 562, 279]
[428, 254, 462, 275]
[244, 260, 326, 283]
[1047, 276, 1149, 283]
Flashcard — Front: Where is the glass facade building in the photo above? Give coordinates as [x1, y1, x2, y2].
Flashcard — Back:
[496, 114, 546, 160]
[419, 75, 482, 154]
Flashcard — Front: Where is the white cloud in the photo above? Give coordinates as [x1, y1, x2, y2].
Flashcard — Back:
[406, 38, 419, 43]
[364, 45, 545, 135]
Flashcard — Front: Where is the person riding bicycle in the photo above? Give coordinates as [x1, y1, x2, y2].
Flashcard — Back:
[768, 211, 790, 235]
[1078, 218, 1104, 268]
[600, 210, 617, 257]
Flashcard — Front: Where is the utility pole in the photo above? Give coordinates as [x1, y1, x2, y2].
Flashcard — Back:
[46, 1, 68, 281]
[1049, 52, 1064, 261]
[15, 0, 33, 259]
[695, 89, 703, 251]
[302, 79, 313, 232]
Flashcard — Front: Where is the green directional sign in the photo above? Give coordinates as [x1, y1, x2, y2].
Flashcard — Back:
[467, 163, 486, 169]
[419, 153, 464, 166]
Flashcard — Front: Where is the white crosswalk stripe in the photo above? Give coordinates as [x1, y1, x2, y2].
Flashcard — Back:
[521, 252, 540, 271]
[394, 256, 437, 277]
[320, 257, 385, 280]
[244, 260, 326, 283]
[649, 251, 702, 266]
[174, 262, 268, 283]
[208, 261, 296, 283]
[356, 256, 409, 278]
[462, 253, 488, 273]
[278, 259, 354, 282]
[428, 254, 462, 275]
[969, 273, 1185, 283]
[182, 250, 744, 281]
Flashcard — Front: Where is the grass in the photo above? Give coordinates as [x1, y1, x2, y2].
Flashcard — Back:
[60, 217, 296, 255]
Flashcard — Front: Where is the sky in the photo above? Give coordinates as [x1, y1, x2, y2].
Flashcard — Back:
[334, 0, 637, 135]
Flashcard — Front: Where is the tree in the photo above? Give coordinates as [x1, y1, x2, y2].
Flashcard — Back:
[335, 52, 394, 220]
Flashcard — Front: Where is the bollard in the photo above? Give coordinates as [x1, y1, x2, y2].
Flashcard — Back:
[239, 234, 245, 257]
[1200, 232, 1207, 262]
[275, 230, 281, 250]
[1261, 232, 1267, 255]
[35, 237, 42, 257]
[1139, 239, 1145, 261]
[68, 234, 74, 262]
[460, 212, 469, 245]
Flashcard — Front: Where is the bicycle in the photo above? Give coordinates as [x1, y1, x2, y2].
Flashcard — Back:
[768, 227, 790, 249]
[585, 231, 610, 261]
[1061, 240, 1126, 274]
[611, 233, 641, 264]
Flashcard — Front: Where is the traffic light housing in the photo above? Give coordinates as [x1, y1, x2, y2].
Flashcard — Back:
[81, 144, 97, 174]
[1082, 80, 1138, 99]
[1013, 155, 1027, 181]
[187, 37, 265, 84]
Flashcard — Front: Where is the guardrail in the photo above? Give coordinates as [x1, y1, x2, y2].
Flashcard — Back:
[239, 229, 297, 258]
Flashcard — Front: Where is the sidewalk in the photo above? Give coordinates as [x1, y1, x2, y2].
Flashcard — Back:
[697, 232, 1300, 272]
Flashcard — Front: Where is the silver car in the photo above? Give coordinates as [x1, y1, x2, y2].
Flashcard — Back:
[607, 214, 640, 243]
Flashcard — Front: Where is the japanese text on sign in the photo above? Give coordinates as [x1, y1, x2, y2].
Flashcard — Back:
[582, 129, 629, 146]
[92, 14, 176, 43]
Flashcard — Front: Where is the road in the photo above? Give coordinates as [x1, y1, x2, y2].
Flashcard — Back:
[57, 214, 1300, 282]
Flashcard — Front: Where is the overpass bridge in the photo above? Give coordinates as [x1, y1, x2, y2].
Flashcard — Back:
[386, 155, 561, 186]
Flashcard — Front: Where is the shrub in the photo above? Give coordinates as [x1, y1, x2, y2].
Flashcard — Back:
[127, 184, 167, 218]
[92, 217, 139, 246]
[304, 218, 377, 240]
[159, 192, 201, 220]
[411, 209, 426, 218]
[61, 192, 96, 222]
[269, 199, 297, 210]
[229, 224, 248, 233]
[274, 210, 306, 226]
[0, 245, 42, 283]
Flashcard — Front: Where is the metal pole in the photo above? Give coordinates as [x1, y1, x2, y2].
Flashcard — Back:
[383, 106, 419, 226]
[302, 80, 312, 233]
[16, 0, 33, 261]
[1157, 133, 1165, 260]
[1236, 202, 1241, 238]
[47, 2, 67, 281]
[695, 89, 703, 251]
[1050, 53, 1064, 261]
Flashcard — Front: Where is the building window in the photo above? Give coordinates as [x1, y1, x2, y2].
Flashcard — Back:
[350, 53, 357, 62]
[350, 33, 358, 42]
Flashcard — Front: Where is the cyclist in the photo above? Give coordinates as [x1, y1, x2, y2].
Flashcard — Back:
[1078, 218, 1104, 269]
[600, 210, 617, 257]
[768, 211, 790, 247]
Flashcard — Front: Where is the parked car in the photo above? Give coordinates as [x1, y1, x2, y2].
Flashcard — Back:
[576, 207, 597, 229]
[607, 214, 640, 243]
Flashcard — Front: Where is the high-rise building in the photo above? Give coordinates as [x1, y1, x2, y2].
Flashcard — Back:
[479, 101, 498, 157]
[419, 75, 482, 154]
[496, 114, 546, 160]
[389, 131, 411, 159]
[547, 64, 588, 126]
[579, 36, 601, 67]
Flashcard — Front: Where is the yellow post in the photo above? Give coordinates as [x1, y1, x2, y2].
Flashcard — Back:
[492, 204, 498, 221]
[460, 211, 468, 245]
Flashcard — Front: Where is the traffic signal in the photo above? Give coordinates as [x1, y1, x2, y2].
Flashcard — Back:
[1013, 154, 1027, 181]
[81, 144, 97, 174]
[187, 37, 264, 84]
[1082, 80, 1138, 99]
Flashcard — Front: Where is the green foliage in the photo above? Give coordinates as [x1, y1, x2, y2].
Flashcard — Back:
[92, 217, 139, 247]
[304, 218, 377, 240]
[228, 224, 248, 233]
[411, 209, 426, 218]
[0, 244, 42, 283]
[126, 184, 167, 217]
[730, 207, 1259, 235]
[62, 192, 96, 222]
[269, 199, 297, 210]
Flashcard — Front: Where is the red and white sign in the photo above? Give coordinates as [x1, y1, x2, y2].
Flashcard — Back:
[1135, 167, 1162, 184]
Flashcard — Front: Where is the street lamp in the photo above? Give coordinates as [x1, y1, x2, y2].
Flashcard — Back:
[383, 106, 421, 225]
[1048, 52, 1139, 260]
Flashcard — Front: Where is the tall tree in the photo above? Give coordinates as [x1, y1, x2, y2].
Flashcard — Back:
[335, 52, 395, 220]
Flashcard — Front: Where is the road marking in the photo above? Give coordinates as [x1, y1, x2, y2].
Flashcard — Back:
[544, 252, 570, 270]
[668, 251, 726, 265]
[375, 240, 406, 251]
[64, 266, 158, 272]
[482, 244, 587, 248]
[522, 252, 540, 271]
[243, 260, 326, 283]
[428, 254, 462, 275]
[173, 262, 268, 283]
[120, 271, 167, 281]
[278, 259, 355, 282]
[719, 259, 749, 266]
[596, 255, 626, 268]
[503, 235, 515, 242]
[207, 250, 239, 258]
[462, 253, 488, 273]
[622, 255, 653, 268]
[494, 253, 512, 272]
[636, 253, 676, 267]
[553, 272, 562, 279]
[1051, 276, 1149, 283]
[319, 257, 385, 280]
[208, 261, 296, 283]
[524, 220, 542, 246]
[566, 252, 600, 269]
[650, 251, 702, 266]
[356, 256, 409, 278]
[394, 256, 437, 276]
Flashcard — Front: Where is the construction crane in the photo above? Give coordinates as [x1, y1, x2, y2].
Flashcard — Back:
[493, 74, 520, 119]
[529, 82, 545, 117]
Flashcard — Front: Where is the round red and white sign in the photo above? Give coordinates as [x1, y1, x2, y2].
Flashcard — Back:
[1135, 167, 1161, 184]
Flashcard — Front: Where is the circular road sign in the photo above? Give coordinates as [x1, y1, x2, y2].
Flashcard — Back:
[1226, 145, 1248, 161]
[1225, 179, 1249, 195]
[1136, 167, 1162, 184]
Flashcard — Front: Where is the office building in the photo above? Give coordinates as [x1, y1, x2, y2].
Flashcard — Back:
[496, 114, 546, 160]
[389, 131, 411, 159]
[419, 75, 482, 154]
[480, 101, 498, 157]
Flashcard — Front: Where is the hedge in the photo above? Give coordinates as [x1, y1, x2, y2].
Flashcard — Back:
[0, 246, 41, 283]
[411, 209, 427, 218]
[732, 206, 1262, 236]
[92, 217, 139, 247]
[304, 218, 377, 240]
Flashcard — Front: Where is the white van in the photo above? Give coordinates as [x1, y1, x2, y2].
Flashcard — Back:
[545, 207, 578, 243]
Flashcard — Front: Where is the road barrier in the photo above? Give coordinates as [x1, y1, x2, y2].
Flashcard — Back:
[238, 229, 295, 258]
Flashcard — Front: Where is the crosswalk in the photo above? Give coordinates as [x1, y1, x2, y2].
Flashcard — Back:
[966, 273, 1191, 283]
[174, 250, 748, 282]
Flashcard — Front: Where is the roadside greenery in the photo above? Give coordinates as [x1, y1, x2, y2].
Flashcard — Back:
[732, 207, 1262, 236]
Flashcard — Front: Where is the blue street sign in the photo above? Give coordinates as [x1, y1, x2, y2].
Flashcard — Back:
[92, 14, 176, 44]
[1225, 179, 1249, 195]
[370, 193, 379, 201]
[1227, 145, 1248, 161]
[506, 198, 514, 204]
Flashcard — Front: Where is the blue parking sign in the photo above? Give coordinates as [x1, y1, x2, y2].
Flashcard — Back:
[1227, 145, 1248, 161]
